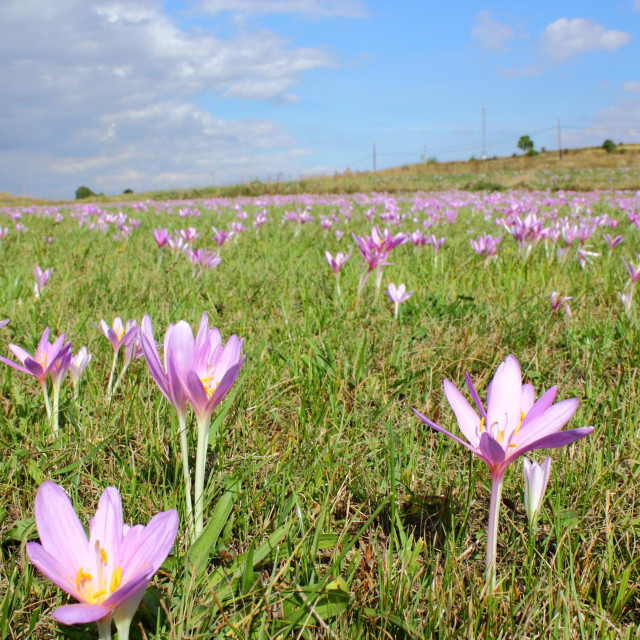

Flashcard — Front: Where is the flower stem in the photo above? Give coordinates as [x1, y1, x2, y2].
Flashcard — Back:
[111, 360, 129, 398]
[485, 473, 504, 592]
[51, 382, 60, 437]
[177, 413, 194, 541]
[97, 617, 112, 640]
[394, 302, 399, 320]
[194, 415, 212, 537]
[40, 380, 52, 422]
[106, 351, 118, 400]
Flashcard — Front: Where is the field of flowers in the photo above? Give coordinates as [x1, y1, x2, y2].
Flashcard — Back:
[1, 188, 639, 638]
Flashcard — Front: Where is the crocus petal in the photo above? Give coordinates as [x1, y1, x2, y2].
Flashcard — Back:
[516, 398, 579, 447]
[167, 321, 195, 383]
[213, 335, 243, 377]
[412, 408, 483, 459]
[508, 427, 593, 464]
[0, 355, 32, 376]
[102, 569, 153, 611]
[8, 344, 31, 364]
[26, 542, 81, 599]
[479, 432, 506, 469]
[23, 358, 45, 379]
[464, 372, 487, 420]
[52, 603, 111, 625]
[521, 384, 535, 414]
[120, 509, 178, 579]
[194, 312, 210, 353]
[443, 379, 481, 447]
[486, 355, 522, 437]
[88, 487, 123, 573]
[185, 370, 210, 418]
[205, 361, 243, 415]
[140, 333, 170, 401]
[34, 482, 90, 571]
[520, 386, 558, 427]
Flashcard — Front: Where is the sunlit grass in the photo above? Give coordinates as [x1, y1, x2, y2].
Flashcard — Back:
[0, 192, 638, 638]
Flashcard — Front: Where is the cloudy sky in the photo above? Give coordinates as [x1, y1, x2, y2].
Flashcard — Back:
[2, 0, 640, 198]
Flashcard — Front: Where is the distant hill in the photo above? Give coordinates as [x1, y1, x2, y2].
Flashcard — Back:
[2, 143, 640, 206]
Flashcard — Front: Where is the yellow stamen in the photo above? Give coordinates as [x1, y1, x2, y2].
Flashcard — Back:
[90, 589, 106, 603]
[100, 548, 108, 564]
[76, 568, 92, 587]
[109, 566, 122, 592]
[513, 411, 526, 437]
[200, 376, 220, 398]
[496, 430, 504, 444]
[508, 443, 517, 448]
[478, 417, 485, 432]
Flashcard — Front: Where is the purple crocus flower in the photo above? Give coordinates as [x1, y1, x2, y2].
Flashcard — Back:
[94, 319, 139, 400]
[95, 318, 139, 355]
[33, 266, 53, 299]
[0, 327, 71, 434]
[27, 482, 177, 639]
[141, 313, 245, 538]
[325, 251, 350, 275]
[69, 346, 92, 394]
[211, 226, 233, 252]
[622, 254, 640, 284]
[385, 282, 413, 319]
[549, 292, 573, 317]
[325, 251, 351, 299]
[0, 319, 8, 328]
[603, 234, 624, 253]
[153, 228, 169, 248]
[412, 354, 592, 588]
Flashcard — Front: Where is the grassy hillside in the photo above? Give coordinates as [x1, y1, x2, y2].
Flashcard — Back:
[4, 143, 640, 207]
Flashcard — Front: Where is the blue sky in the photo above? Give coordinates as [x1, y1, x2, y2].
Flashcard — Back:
[2, 0, 640, 198]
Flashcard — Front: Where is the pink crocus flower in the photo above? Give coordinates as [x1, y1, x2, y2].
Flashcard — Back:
[412, 354, 592, 589]
[603, 234, 623, 253]
[33, 266, 53, 299]
[27, 481, 177, 640]
[94, 319, 139, 400]
[622, 255, 640, 284]
[470, 234, 501, 265]
[211, 226, 233, 252]
[385, 282, 413, 319]
[0, 327, 71, 435]
[325, 251, 351, 275]
[549, 292, 573, 318]
[69, 346, 92, 394]
[325, 250, 351, 299]
[95, 318, 139, 355]
[141, 313, 245, 538]
[523, 456, 551, 530]
[153, 228, 169, 248]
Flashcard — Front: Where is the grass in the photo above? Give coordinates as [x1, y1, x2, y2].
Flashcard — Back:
[0, 191, 639, 638]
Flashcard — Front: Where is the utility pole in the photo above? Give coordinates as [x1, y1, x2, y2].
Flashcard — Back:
[481, 103, 487, 159]
[557, 119, 563, 159]
[373, 143, 376, 172]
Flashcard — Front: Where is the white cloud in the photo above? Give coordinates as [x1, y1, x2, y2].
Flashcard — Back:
[499, 63, 544, 79]
[540, 17, 631, 60]
[0, 0, 339, 197]
[470, 10, 520, 54]
[623, 81, 640, 93]
[200, 0, 368, 19]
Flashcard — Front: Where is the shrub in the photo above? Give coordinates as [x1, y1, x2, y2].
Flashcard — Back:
[602, 139, 617, 153]
[75, 186, 95, 199]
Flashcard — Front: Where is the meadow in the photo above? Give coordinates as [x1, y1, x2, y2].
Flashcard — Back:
[1, 186, 639, 639]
